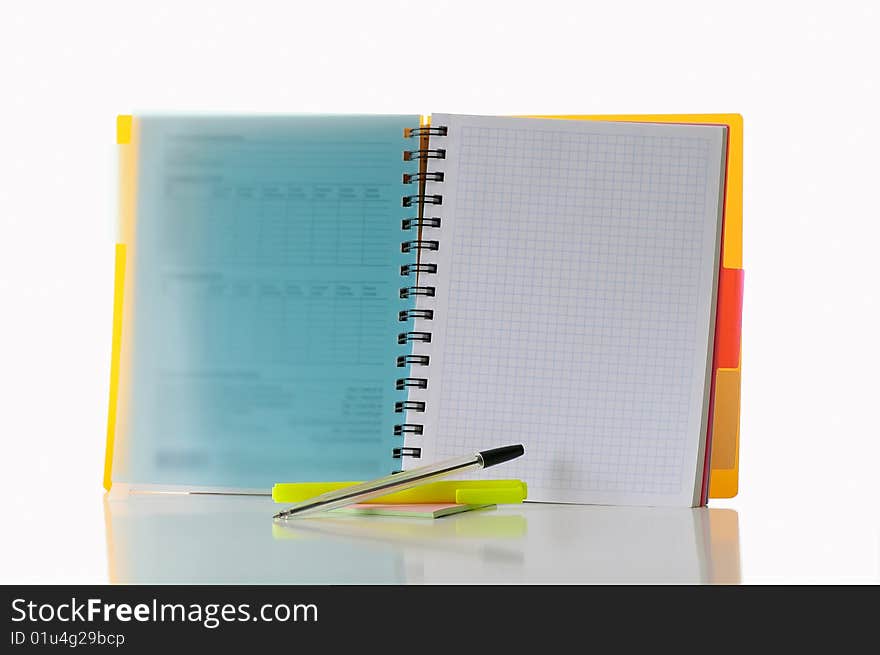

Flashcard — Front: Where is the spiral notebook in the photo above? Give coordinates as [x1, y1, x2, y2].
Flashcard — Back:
[105, 113, 740, 507]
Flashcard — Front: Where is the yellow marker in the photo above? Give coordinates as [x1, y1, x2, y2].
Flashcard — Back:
[272, 479, 527, 505]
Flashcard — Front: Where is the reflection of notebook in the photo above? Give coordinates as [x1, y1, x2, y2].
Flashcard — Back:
[106, 114, 739, 507]
[283, 507, 744, 584]
[103, 496, 740, 584]
[406, 506, 740, 584]
[102, 494, 407, 584]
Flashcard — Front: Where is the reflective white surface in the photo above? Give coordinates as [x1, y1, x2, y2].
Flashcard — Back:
[103, 494, 740, 584]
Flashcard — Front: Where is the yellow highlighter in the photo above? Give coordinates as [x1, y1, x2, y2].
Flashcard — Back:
[272, 479, 527, 506]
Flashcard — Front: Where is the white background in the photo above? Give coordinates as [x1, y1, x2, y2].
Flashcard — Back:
[1, 0, 878, 583]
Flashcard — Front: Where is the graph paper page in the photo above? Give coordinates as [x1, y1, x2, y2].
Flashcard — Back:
[408, 114, 727, 506]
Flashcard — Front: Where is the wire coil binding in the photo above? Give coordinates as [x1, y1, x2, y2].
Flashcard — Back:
[404, 126, 447, 138]
[402, 148, 445, 161]
[402, 217, 441, 230]
[400, 263, 437, 276]
[393, 124, 446, 463]
[399, 286, 435, 299]
[403, 194, 441, 207]
[401, 239, 439, 253]
[397, 331, 431, 344]
[403, 172, 444, 184]
[397, 355, 430, 367]
[399, 309, 434, 321]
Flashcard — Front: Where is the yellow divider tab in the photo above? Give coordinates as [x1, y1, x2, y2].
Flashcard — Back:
[103, 244, 127, 490]
[116, 115, 133, 145]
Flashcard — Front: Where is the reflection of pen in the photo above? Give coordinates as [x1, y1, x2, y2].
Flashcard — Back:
[273, 445, 525, 520]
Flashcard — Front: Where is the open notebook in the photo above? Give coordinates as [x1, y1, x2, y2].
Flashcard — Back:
[105, 113, 740, 507]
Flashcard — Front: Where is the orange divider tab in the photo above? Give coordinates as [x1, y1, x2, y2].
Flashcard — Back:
[708, 367, 741, 498]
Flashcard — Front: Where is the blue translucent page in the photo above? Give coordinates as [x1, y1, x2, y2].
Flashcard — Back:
[113, 115, 418, 489]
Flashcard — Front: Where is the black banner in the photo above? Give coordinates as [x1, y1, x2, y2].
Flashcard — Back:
[2, 585, 877, 650]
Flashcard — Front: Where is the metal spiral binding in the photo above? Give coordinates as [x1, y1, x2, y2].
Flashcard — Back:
[403, 126, 448, 137]
[402, 148, 446, 161]
[394, 124, 446, 463]
[401, 263, 437, 275]
[402, 217, 440, 230]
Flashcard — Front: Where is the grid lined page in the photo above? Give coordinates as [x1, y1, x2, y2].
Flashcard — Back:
[411, 115, 726, 507]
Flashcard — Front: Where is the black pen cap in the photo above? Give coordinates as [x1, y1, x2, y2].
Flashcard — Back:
[478, 444, 525, 468]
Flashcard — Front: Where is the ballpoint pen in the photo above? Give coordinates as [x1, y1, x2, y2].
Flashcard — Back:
[273, 444, 525, 520]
